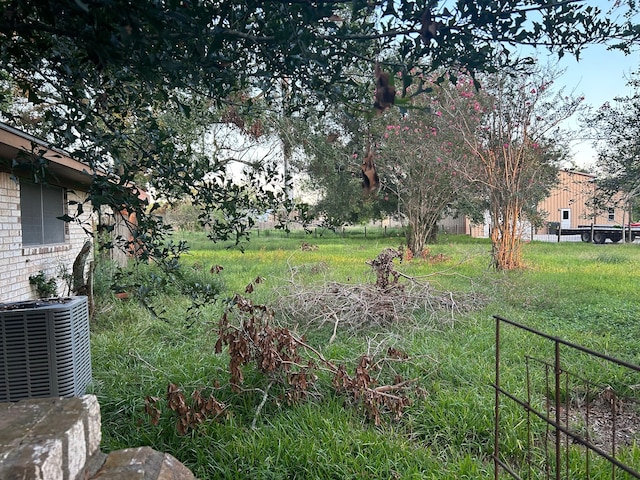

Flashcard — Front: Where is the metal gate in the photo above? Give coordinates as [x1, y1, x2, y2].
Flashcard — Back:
[493, 315, 640, 479]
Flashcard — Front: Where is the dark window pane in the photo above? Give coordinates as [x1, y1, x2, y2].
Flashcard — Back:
[42, 185, 64, 244]
[20, 182, 43, 245]
[20, 181, 66, 246]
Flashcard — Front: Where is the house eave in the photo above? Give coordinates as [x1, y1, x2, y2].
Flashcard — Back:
[0, 122, 95, 188]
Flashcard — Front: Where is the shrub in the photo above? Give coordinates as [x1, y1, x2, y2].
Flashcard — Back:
[28, 271, 57, 298]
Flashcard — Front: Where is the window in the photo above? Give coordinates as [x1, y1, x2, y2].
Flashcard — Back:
[20, 181, 66, 246]
[608, 208, 615, 222]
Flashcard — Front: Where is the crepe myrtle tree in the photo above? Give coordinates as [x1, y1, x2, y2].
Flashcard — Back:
[0, 0, 637, 264]
[374, 74, 481, 256]
[439, 66, 579, 270]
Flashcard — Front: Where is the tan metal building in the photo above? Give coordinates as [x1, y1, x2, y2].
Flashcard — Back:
[440, 170, 624, 238]
[539, 170, 623, 232]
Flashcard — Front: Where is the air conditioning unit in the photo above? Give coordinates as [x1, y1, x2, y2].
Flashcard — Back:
[0, 296, 92, 402]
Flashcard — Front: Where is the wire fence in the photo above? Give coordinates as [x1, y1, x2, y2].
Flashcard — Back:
[250, 224, 409, 240]
[493, 315, 640, 480]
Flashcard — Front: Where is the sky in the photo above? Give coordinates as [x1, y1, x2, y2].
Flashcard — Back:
[524, 0, 640, 169]
[550, 44, 639, 168]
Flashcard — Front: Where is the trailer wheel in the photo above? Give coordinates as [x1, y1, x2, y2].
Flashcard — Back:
[610, 233, 622, 243]
[593, 231, 606, 244]
[581, 232, 592, 243]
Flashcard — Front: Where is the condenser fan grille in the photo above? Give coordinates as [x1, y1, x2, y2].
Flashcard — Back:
[0, 296, 92, 402]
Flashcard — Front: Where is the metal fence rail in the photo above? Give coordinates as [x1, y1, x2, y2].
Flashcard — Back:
[493, 315, 640, 480]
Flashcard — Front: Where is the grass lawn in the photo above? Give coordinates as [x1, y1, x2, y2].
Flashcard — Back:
[89, 230, 640, 479]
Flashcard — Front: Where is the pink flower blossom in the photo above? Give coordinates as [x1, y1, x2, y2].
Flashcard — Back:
[436, 111, 442, 116]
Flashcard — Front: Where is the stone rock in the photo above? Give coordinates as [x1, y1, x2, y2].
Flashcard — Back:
[0, 396, 197, 480]
[89, 447, 196, 480]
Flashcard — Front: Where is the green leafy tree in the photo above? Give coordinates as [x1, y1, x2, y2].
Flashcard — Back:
[0, 0, 637, 263]
[588, 70, 640, 239]
[292, 105, 395, 230]
[163, 200, 203, 233]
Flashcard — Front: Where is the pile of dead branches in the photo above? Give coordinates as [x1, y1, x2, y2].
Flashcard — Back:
[274, 248, 483, 339]
[275, 281, 477, 334]
[145, 281, 420, 432]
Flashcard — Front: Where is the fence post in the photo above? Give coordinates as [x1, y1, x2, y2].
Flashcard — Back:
[554, 340, 561, 480]
[494, 317, 501, 480]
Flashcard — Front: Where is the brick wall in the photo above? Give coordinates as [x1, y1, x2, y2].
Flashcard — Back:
[0, 172, 95, 304]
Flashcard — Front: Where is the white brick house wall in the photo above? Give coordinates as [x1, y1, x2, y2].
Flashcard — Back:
[0, 172, 95, 303]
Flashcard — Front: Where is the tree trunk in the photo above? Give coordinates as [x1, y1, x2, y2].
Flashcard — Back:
[406, 218, 437, 258]
[490, 201, 523, 270]
[626, 199, 633, 243]
[407, 229, 424, 257]
[72, 240, 93, 293]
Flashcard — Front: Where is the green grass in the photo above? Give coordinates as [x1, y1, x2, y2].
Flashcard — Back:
[90, 231, 640, 479]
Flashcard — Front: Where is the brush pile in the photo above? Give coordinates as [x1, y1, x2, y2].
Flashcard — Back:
[275, 248, 482, 336]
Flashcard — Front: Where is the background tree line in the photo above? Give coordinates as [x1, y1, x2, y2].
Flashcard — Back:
[1, 0, 638, 271]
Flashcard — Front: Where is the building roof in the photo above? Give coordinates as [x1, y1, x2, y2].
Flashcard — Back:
[0, 122, 149, 201]
[0, 122, 95, 188]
